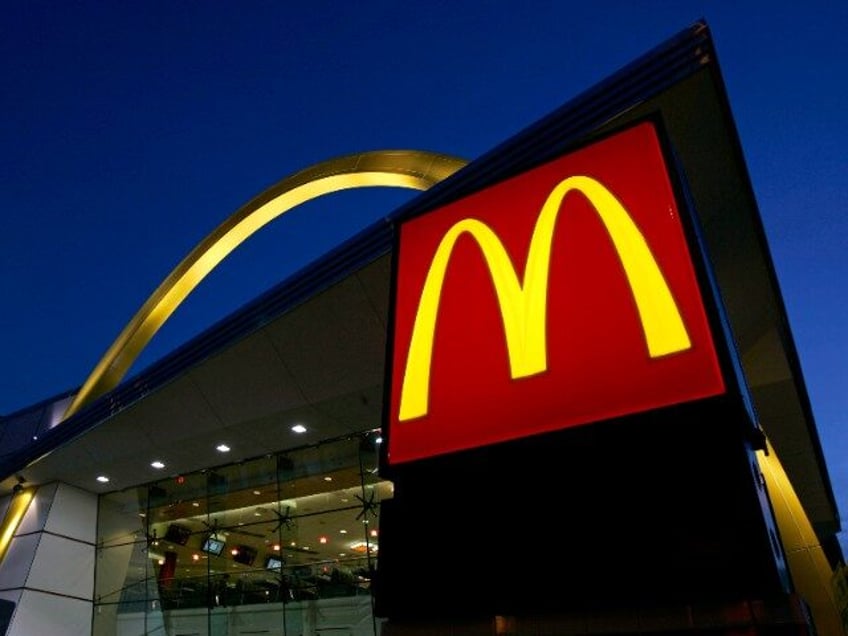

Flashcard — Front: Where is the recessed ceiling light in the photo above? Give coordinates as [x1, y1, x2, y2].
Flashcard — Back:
[96, 475, 110, 483]
[216, 444, 231, 453]
[291, 424, 307, 434]
[151, 461, 165, 469]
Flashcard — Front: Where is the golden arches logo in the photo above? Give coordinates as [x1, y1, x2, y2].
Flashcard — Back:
[398, 175, 692, 421]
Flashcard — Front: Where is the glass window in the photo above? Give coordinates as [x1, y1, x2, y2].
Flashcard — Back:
[94, 431, 391, 635]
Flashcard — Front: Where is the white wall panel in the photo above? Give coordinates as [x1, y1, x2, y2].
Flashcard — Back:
[15, 483, 57, 535]
[8, 588, 91, 636]
[0, 534, 38, 590]
[27, 533, 94, 600]
[0, 589, 21, 604]
[44, 483, 97, 543]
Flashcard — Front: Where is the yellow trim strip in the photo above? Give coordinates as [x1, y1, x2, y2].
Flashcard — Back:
[399, 175, 691, 421]
[62, 151, 467, 421]
[0, 488, 35, 564]
[757, 440, 844, 634]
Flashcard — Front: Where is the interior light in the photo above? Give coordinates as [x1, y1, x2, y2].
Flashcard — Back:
[339, 529, 348, 534]
[231, 548, 239, 556]
[370, 529, 378, 538]
[151, 461, 165, 469]
[158, 559, 164, 566]
[291, 424, 307, 434]
[319, 536, 328, 544]
[273, 544, 280, 551]
[253, 490, 261, 495]
[192, 554, 199, 561]
[216, 444, 231, 453]
[254, 512, 261, 517]
[324, 476, 333, 482]
[192, 502, 199, 507]
[375, 436, 383, 444]
[96, 475, 110, 483]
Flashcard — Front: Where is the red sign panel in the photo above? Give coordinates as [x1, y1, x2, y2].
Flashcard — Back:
[387, 122, 725, 465]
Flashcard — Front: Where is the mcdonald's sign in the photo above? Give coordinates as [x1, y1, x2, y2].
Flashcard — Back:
[387, 121, 726, 465]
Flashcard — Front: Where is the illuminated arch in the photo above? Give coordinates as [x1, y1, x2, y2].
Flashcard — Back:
[63, 150, 468, 421]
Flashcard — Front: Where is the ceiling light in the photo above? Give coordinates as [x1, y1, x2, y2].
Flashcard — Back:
[96, 475, 110, 483]
[324, 476, 333, 482]
[151, 461, 165, 469]
[253, 490, 261, 495]
[192, 502, 200, 507]
[291, 424, 307, 434]
[319, 536, 328, 544]
[339, 529, 348, 534]
[216, 444, 231, 453]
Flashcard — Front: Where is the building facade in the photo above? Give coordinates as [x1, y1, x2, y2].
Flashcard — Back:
[1, 21, 844, 636]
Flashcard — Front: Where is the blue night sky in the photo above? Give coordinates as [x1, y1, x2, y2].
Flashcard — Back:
[2, 2, 846, 545]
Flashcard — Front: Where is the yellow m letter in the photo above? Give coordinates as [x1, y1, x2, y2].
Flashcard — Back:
[398, 175, 691, 421]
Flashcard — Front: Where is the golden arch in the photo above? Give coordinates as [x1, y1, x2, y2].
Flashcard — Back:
[62, 150, 468, 421]
[399, 175, 692, 421]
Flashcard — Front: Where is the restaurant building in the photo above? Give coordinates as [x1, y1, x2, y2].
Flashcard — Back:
[0, 21, 844, 636]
